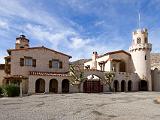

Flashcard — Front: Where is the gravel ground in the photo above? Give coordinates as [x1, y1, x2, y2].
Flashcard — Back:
[0, 92, 160, 120]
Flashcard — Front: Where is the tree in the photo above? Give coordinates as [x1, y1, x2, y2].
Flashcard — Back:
[69, 65, 85, 92]
[103, 72, 115, 92]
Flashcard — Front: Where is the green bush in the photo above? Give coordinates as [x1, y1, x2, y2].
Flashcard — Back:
[2, 84, 20, 97]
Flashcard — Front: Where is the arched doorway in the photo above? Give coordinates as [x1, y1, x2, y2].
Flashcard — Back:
[83, 75, 103, 93]
[120, 61, 126, 72]
[35, 78, 45, 93]
[62, 79, 69, 93]
[49, 79, 58, 93]
[113, 80, 119, 92]
[128, 80, 132, 91]
[121, 80, 126, 92]
[139, 80, 148, 91]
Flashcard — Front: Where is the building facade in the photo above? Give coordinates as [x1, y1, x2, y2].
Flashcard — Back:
[3, 35, 79, 94]
[0, 28, 160, 94]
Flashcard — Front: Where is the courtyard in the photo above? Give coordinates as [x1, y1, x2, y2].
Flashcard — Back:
[0, 92, 160, 120]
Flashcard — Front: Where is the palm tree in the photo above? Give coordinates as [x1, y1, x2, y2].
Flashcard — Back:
[103, 72, 115, 92]
[69, 65, 85, 92]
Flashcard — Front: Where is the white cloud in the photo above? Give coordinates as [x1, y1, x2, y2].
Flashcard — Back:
[0, 0, 137, 62]
[0, 20, 9, 30]
[70, 37, 90, 49]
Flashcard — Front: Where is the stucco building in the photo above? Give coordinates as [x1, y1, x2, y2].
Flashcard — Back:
[84, 28, 159, 93]
[2, 35, 77, 94]
[0, 28, 160, 94]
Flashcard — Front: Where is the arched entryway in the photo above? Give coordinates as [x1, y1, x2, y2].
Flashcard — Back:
[35, 78, 45, 93]
[128, 80, 132, 91]
[121, 80, 126, 92]
[49, 79, 58, 93]
[120, 61, 126, 72]
[139, 80, 148, 91]
[62, 79, 69, 93]
[113, 80, 119, 92]
[83, 74, 103, 93]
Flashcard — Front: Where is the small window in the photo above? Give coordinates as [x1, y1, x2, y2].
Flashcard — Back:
[145, 55, 147, 60]
[25, 58, 33, 66]
[52, 60, 59, 68]
[85, 65, 90, 69]
[49, 59, 63, 69]
[137, 37, 141, 44]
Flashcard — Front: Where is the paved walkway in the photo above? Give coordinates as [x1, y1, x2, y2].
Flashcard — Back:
[0, 92, 160, 120]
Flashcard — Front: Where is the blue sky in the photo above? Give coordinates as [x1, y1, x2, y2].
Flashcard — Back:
[0, 0, 160, 63]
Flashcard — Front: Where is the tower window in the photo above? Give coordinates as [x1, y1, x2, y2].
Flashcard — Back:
[145, 37, 148, 43]
[145, 55, 147, 60]
[137, 37, 141, 44]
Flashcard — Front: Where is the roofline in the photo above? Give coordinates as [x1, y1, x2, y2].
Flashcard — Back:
[7, 46, 72, 58]
[99, 50, 131, 58]
[84, 50, 131, 63]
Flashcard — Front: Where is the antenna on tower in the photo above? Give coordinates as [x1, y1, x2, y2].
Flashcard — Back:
[138, 12, 141, 28]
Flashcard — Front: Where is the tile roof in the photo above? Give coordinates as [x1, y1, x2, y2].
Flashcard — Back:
[7, 46, 72, 58]
[98, 50, 131, 58]
[84, 50, 130, 63]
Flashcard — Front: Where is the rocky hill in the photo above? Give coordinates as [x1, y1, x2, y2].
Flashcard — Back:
[151, 53, 160, 70]
[70, 59, 90, 70]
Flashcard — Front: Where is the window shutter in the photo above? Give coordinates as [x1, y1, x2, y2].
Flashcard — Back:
[49, 60, 52, 68]
[59, 61, 62, 68]
[20, 58, 24, 66]
[32, 59, 36, 67]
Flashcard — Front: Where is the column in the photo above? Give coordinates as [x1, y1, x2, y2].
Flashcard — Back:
[45, 79, 49, 93]
[119, 81, 121, 92]
[20, 81, 22, 97]
[58, 80, 62, 93]
[126, 81, 128, 92]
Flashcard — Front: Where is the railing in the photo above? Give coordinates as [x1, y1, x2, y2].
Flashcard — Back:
[129, 43, 152, 51]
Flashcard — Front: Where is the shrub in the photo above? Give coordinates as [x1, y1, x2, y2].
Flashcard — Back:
[2, 84, 20, 97]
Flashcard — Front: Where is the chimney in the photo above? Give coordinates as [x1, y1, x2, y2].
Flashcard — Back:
[15, 35, 30, 49]
[92, 51, 98, 61]
[92, 51, 98, 69]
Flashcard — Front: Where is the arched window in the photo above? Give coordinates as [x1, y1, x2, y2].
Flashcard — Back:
[137, 37, 141, 44]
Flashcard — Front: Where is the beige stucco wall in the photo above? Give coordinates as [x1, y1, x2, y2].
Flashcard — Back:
[10, 48, 70, 76]
[28, 75, 78, 94]
[109, 53, 132, 73]
[84, 52, 132, 73]
[0, 70, 5, 86]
